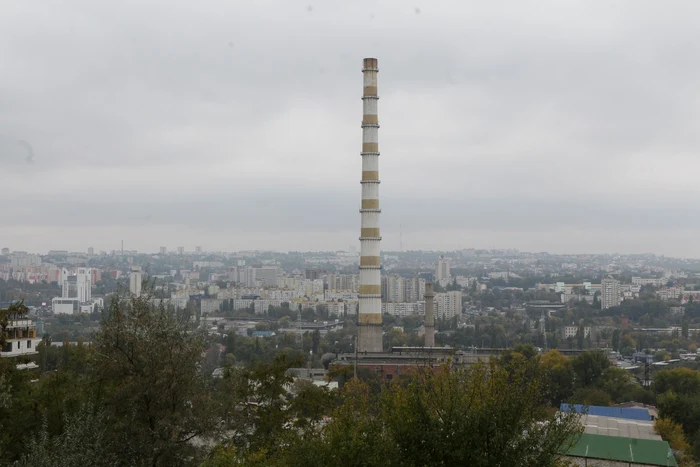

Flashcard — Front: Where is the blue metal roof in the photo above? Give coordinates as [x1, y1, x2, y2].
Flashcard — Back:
[560, 404, 651, 421]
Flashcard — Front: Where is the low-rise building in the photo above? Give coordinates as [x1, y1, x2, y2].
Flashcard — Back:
[632, 277, 666, 287]
[656, 286, 683, 301]
[326, 302, 345, 317]
[1, 318, 42, 358]
[382, 302, 425, 317]
[562, 325, 591, 339]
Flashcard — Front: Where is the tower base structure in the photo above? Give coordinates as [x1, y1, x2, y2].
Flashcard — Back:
[358, 323, 383, 353]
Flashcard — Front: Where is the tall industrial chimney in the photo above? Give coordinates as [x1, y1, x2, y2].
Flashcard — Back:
[424, 283, 435, 347]
[357, 57, 383, 353]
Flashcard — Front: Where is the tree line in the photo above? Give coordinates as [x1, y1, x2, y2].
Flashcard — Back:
[1, 296, 699, 465]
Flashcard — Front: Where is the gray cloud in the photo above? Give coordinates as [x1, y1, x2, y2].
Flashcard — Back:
[2, 0, 700, 255]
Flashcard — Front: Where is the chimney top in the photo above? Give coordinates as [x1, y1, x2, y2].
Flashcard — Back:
[362, 58, 378, 71]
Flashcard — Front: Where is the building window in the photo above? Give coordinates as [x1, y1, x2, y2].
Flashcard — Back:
[27, 340, 32, 349]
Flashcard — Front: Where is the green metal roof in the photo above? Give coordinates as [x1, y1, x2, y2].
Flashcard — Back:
[567, 433, 677, 467]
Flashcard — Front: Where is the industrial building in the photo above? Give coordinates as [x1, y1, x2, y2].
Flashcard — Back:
[565, 434, 676, 467]
[561, 405, 675, 466]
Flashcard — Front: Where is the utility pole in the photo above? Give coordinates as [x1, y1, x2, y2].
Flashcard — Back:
[644, 360, 650, 388]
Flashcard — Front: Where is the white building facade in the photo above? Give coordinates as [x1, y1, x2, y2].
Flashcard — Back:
[435, 291, 462, 320]
[601, 277, 621, 310]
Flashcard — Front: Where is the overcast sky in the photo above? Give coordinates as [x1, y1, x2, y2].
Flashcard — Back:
[2, 1, 700, 256]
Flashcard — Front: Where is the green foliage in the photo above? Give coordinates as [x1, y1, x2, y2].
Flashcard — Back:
[571, 350, 610, 388]
[382, 361, 582, 467]
[657, 391, 700, 444]
[599, 367, 636, 403]
[654, 417, 689, 452]
[15, 404, 117, 467]
[0, 373, 11, 410]
[94, 295, 218, 465]
[611, 329, 621, 351]
[570, 387, 612, 406]
[288, 379, 336, 430]
[285, 378, 393, 467]
[215, 354, 303, 460]
[654, 368, 700, 396]
[8, 282, 700, 466]
[538, 350, 575, 405]
[277, 360, 583, 467]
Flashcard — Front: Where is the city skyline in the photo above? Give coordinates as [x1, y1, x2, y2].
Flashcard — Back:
[4, 1, 700, 256]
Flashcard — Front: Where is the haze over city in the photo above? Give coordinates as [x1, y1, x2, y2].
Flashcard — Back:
[3, 0, 700, 256]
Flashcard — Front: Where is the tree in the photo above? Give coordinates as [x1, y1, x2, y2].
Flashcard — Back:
[600, 367, 635, 403]
[311, 329, 321, 355]
[654, 418, 689, 452]
[657, 392, 700, 442]
[538, 350, 574, 406]
[382, 361, 583, 466]
[15, 404, 117, 467]
[620, 334, 637, 355]
[279, 360, 583, 467]
[654, 368, 700, 396]
[611, 329, 621, 352]
[576, 322, 586, 350]
[94, 294, 217, 465]
[571, 351, 610, 388]
[500, 343, 538, 366]
[280, 378, 394, 467]
[570, 387, 612, 406]
[213, 354, 307, 463]
[288, 380, 336, 430]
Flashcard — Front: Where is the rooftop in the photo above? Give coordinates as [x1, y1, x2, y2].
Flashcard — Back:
[561, 404, 652, 421]
[582, 414, 660, 440]
[566, 433, 676, 467]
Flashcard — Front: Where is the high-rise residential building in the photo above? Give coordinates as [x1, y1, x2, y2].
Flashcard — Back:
[326, 273, 359, 292]
[305, 268, 323, 280]
[129, 267, 142, 297]
[87, 247, 94, 256]
[357, 57, 383, 353]
[61, 267, 92, 302]
[435, 256, 451, 282]
[424, 283, 435, 347]
[601, 277, 621, 310]
[381, 275, 425, 303]
[177, 246, 185, 255]
[240, 268, 256, 287]
[195, 246, 203, 253]
[435, 291, 462, 320]
[381, 275, 404, 302]
[1, 248, 9, 256]
[254, 267, 279, 287]
[10, 253, 41, 268]
[160, 246, 167, 255]
[404, 276, 426, 302]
